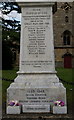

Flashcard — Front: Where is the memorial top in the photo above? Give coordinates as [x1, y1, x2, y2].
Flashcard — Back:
[16, 0, 56, 2]
[16, 0, 55, 6]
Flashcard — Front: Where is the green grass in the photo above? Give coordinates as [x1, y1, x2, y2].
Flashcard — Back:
[2, 69, 18, 80]
[56, 68, 73, 89]
[0, 71, 2, 105]
[56, 68, 73, 111]
[2, 69, 18, 102]
[56, 68, 73, 82]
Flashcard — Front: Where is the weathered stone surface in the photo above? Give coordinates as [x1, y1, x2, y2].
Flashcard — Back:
[22, 105, 50, 113]
[7, 106, 21, 114]
[19, 6, 55, 73]
[53, 106, 67, 114]
[7, 0, 67, 113]
[7, 83, 67, 113]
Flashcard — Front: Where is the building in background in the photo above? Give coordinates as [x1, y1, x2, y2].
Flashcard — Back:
[53, 2, 74, 68]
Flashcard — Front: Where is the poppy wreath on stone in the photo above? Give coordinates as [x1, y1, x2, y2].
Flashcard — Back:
[54, 100, 65, 106]
[8, 100, 21, 106]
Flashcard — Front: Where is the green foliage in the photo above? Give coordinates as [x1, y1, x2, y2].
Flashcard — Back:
[1, 2, 21, 43]
[2, 40, 13, 70]
[1, 2, 21, 69]
[2, 25, 20, 43]
[1, 2, 21, 34]
[1, 2, 21, 14]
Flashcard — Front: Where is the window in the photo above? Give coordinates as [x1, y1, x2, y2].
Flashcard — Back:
[63, 30, 71, 45]
[65, 16, 69, 22]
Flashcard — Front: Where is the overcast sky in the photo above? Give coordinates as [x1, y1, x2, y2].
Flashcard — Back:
[4, 10, 21, 21]
[0, 9, 21, 22]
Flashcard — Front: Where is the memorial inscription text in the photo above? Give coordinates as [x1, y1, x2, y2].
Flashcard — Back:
[19, 89, 50, 105]
[21, 7, 53, 71]
[23, 8, 50, 56]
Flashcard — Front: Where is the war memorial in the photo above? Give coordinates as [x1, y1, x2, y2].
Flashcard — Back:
[7, 0, 67, 114]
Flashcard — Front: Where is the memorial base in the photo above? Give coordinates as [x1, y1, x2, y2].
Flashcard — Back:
[7, 73, 67, 113]
[7, 106, 21, 114]
[22, 105, 50, 113]
[53, 106, 67, 114]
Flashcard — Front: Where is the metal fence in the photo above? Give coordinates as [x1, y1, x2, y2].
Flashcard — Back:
[0, 77, 74, 85]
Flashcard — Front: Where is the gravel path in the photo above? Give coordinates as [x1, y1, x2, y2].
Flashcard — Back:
[2, 112, 73, 119]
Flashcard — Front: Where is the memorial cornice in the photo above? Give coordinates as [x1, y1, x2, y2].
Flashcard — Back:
[16, 0, 56, 2]
[16, 0, 55, 6]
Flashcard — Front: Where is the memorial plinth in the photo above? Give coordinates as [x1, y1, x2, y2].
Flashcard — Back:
[7, 0, 67, 113]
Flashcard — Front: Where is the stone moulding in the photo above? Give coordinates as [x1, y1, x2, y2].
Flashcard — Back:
[17, 2, 55, 7]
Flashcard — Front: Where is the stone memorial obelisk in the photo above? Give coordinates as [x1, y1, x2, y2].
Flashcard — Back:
[7, 0, 67, 113]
